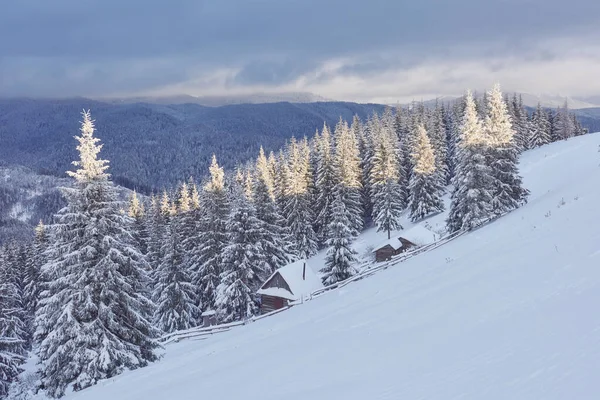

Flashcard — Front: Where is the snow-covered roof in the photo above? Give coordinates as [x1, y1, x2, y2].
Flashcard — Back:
[372, 225, 437, 253]
[257, 259, 324, 301]
[400, 225, 437, 246]
[201, 310, 216, 317]
[372, 237, 404, 252]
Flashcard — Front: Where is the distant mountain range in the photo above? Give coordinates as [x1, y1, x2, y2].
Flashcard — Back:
[0, 98, 386, 193]
[99, 92, 332, 107]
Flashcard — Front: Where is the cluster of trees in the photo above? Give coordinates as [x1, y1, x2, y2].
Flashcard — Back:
[0, 87, 588, 398]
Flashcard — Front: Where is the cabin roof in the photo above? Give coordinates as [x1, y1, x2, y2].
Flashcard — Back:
[372, 225, 437, 253]
[257, 259, 323, 301]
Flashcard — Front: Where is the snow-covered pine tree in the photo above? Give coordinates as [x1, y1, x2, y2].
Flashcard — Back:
[274, 150, 290, 213]
[430, 101, 450, 186]
[370, 115, 405, 239]
[359, 114, 376, 226]
[553, 100, 575, 140]
[320, 193, 358, 286]
[446, 91, 493, 232]
[445, 101, 463, 184]
[484, 84, 529, 216]
[216, 185, 266, 323]
[510, 93, 529, 152]
[153, 216, 199, 333]
[333, 117, 364, 236]
[0, 245, 27, 398]
[408, 124, 445, 221]
[22, 222, 47, 344]
[253, 146, 289, 276]
[187, 155, 229, 314]
[283, 138, 318, 259]
[34, 111, 157, 398]
[394, 107, 412, 206]
[128, 191, 150, 262]
[314, 123, 337, 244]
[146, 194, 167, 273]
[529, 103, 552, 148]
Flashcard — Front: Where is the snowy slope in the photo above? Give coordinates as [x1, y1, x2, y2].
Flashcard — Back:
[58, 134, 600, 400]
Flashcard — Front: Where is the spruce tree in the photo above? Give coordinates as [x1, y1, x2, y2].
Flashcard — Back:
[283, 138, 318, 259]
[254, 147, 290, 275]
[529, 103, 552, 148]
[187, 155, 229, 314]
[484, 84, 529, 216]
[430, 101, 450, 185]
[359, 114, 376, 226]
[447, 91, 493, 232]
[128, 191, 150, 262]
[320, 193, 358, 286]
[333, 117, 364, 236]
[314, 123, 337, 244]
[23, 222, 47, 344]
[370, 117, 405, 239]
[153, 217, 199, 333]
[34, 111, 157, 398]
[0, 246, 27, 398]
[215, 188, 265, 323]
[408, 124, 445, 221]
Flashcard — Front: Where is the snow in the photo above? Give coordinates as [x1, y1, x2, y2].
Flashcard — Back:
[399, 224, 438, 246]
[372, 225, 438, 253]
[257, 259, 323, 301]
[372, 236, 403, 252]
[45, 133, 600, 400]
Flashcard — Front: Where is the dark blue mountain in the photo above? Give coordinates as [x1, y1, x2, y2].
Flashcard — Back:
[0, 98, 386, 192]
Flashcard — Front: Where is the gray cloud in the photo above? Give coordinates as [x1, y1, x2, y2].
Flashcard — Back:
[1, 0, 599, 99]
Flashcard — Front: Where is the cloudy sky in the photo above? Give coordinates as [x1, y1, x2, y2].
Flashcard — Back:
[1, 0, 600, 103]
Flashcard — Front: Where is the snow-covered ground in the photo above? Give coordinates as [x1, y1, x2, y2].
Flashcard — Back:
[57, 134, 600, 399]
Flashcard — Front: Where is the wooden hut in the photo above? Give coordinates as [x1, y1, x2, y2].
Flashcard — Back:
[201, 310, 217, 327]
[257, 259, 323, 314]
[372, 225, 437, 262]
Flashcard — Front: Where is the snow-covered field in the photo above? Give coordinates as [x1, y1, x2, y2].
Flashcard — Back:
[60, 133, 600, 400]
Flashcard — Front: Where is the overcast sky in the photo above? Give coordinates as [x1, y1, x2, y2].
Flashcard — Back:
[1, 0, 600, 102]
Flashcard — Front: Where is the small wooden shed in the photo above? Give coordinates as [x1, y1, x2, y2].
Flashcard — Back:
[201, 310, 217, 327]
[257, 259, 323, 314]
[372, 225, 437, 262]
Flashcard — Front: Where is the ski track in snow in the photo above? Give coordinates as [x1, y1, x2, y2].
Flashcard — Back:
[47, 133, 600, 400]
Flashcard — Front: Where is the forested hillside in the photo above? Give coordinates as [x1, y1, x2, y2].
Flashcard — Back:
[0, 99, 386, 192]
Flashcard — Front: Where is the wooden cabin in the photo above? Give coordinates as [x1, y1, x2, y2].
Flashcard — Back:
[372, 225, 437, 262]
[257, 259, 323, 314]
[201, 310, 217, 327]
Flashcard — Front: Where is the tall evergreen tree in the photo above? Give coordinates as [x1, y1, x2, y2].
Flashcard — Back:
[153, 217, 199, 333]
[447, 91, 493, 232]
[254, 147, 290, 275]
[529, 103, 552, 148]
[215, 188, 265, 323]
[0, 246, 27, 398]
[187, 155, 229, 314]
[408, 125, 445, 221]
[283, 138, 318, 259]
[320, 193, 358, 286]
[359, 114, 376, 226]
[430, 101, 450, 185]
[484, 84, 529, 216]
[553, 100, 575, 140]
[23, 222, 48, 344]
[333, 118, 364, 236]
[34, 111, 157, 398]
[314, 123, 337, 244]
[370, 117, 405, 239]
